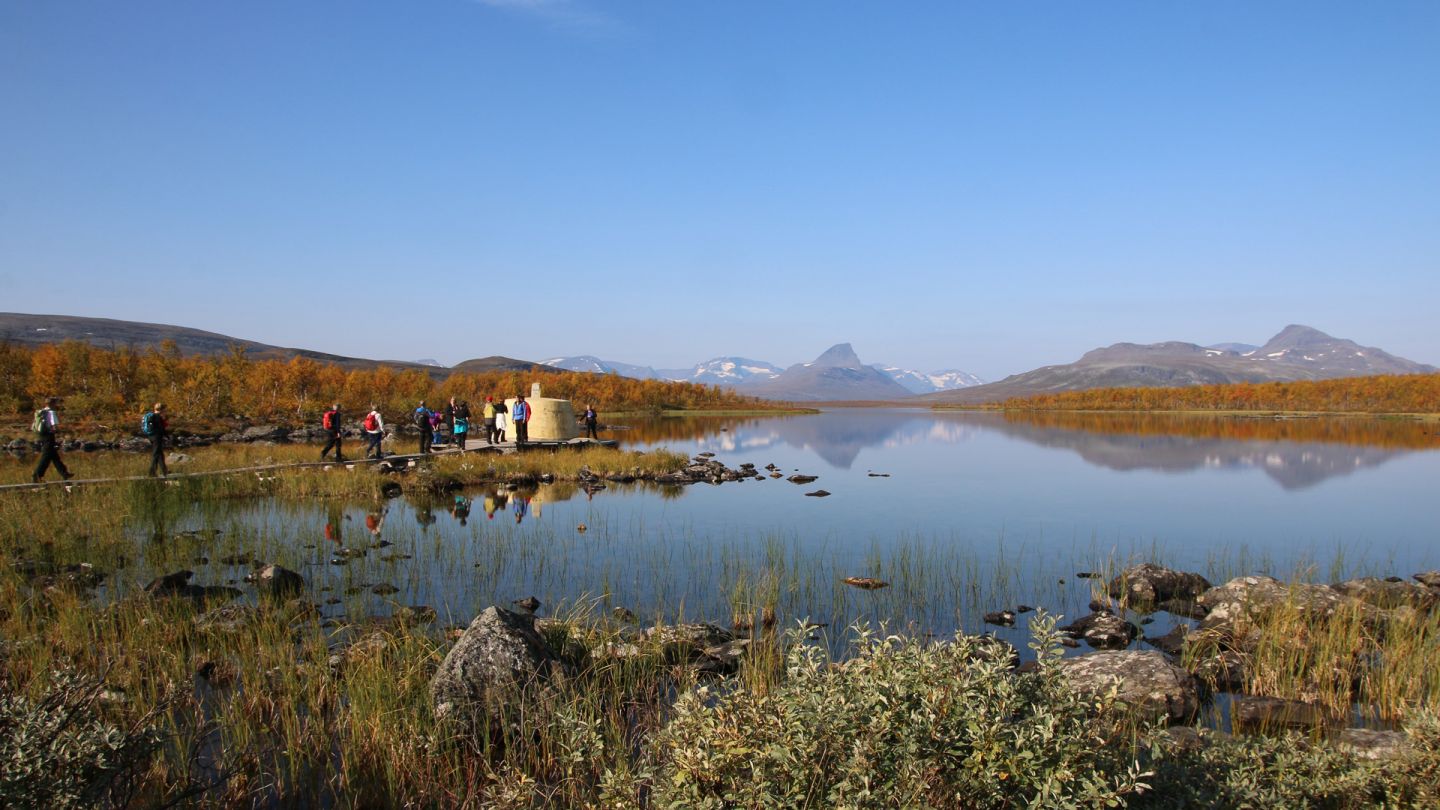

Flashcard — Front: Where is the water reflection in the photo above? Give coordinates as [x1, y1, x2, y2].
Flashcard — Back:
[617, 410, 1438, 489]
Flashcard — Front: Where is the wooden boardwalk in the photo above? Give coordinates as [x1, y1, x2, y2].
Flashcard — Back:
[0, 436, 618, 494]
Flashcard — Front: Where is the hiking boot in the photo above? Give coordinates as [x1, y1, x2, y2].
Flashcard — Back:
[61, 472, 74, 481]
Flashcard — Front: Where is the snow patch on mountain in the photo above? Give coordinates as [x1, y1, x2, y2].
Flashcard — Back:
[871, 364, 985, 394]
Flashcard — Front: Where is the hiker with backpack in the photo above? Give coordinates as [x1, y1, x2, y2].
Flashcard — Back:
[414, 401, 434, 454]
[362, 404, 385, 459]
[143, 402, 169, 478]
[453, 400, 471, 453]
[31, 397, 74, 483]
[320, 402, 345, 462]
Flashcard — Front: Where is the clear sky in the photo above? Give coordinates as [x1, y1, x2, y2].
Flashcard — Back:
[2, 1, 1437, 380]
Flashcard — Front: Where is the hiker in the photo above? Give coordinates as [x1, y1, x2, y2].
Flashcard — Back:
[414, 401, 434, 454]
[512, 394, 531, 445]
[584, 403, 599, 440]
[482, 396, 497, 445]
[319, 402, 345, 461]
[144, 402, 169, 478]
[444, 397, 457, 436]
[493, 407, 507, 443]
[428, 408, 445, 447]
[362, 403, 385, 459]
[31, 397, 74, 483]
[453, 400, 471, 453]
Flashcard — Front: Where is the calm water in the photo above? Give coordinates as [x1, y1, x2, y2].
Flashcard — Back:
[145, 409, 1440, 649]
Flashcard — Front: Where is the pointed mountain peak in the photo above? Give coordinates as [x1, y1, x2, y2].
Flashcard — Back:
[1261, 325, 1340, 350]
[812, 343, 865, 369]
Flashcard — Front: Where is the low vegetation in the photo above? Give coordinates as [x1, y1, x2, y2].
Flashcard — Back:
[953, 373, 1440, 414]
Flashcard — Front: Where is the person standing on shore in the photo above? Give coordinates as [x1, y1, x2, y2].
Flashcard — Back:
[482, 396, 497, 445]
[584, 403, 599, 440]
[320, 402, 345, 462]
[414, 401, 434, 454]
[31, 397, 74, 483]
[512, 394, 531, 446]
[362, 403, 385, 459]
[444, 397, 457, 438]
[144, 402, 169, 478]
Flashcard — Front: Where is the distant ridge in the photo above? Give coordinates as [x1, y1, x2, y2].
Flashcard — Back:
[924, 325, 1436, 405]
[450, 356, 561, 375]
[1, 313, 455, 378]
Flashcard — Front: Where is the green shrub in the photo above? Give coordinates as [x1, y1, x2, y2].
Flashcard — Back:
[645, 615, 1154, 809]
[0, 666, 164, 809]
[1138, 712, 1440, 809]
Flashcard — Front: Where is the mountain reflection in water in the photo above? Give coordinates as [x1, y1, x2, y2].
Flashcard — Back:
[615, 409, 1438, 490]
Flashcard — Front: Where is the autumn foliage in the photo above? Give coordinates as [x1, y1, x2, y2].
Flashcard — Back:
[977, 374, 1440, 414]
[0, 340, 784, 426]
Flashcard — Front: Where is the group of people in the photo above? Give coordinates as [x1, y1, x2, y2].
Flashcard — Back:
[27, 393, 603, 484]
[30, 398, 172, 483]
[409, 395, 535, 455]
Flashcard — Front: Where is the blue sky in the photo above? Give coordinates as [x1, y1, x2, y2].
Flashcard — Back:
[2, 1, 1437, 380]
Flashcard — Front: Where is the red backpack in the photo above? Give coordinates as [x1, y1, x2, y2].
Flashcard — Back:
[362, 412, 379, 432]
[322, 410, 338, 430]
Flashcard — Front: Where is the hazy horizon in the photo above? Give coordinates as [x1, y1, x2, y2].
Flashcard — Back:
[3, 2, 1437, 380]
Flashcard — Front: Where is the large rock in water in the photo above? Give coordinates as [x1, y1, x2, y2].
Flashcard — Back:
[1331, 577, 1437, 611]
[1057, 650, 1199, 724]
[1196, 575, 1381, 632]
[1060, 610, 1139, 649]
[1107, 563, 1211, 608]
[431, 606, 560, 722]
[252, 564, 305, 599]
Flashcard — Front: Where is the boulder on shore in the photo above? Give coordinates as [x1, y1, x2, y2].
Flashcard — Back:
[430, 606, 561, 723]
[1057, 650, 1199, 724]
[1107, 563, 1211, 609]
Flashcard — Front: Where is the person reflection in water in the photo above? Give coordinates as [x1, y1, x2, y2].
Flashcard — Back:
[415, 501, 437, 528]
[324, 503, 343, 546]
[512, 494, 529, 524]
[486, 489, 508, 520]
[365, 508, 386, 538]
[452, 495, 471, 526]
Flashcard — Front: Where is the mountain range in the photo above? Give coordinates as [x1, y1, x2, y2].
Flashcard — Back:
[539, 350, 982, 395]
[922, 325, 1437, 405]
[4, 314, 1433, 404]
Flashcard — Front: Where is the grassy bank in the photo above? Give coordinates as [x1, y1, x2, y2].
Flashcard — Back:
[0, 442, 689, 490]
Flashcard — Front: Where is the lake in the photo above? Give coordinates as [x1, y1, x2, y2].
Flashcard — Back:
[142, 409, 1440, 656]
